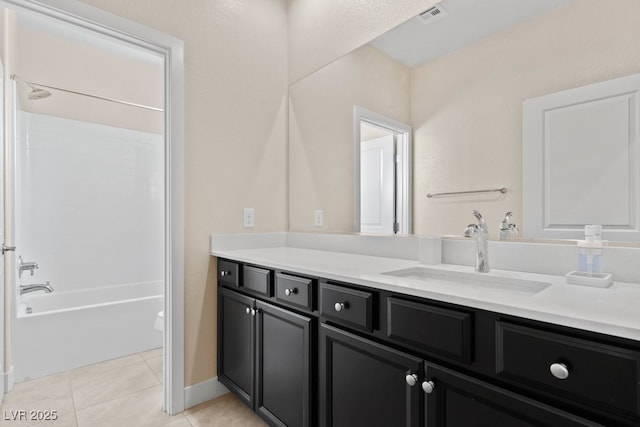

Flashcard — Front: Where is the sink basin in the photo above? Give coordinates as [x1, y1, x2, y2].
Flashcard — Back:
[382, 267, 551, 295]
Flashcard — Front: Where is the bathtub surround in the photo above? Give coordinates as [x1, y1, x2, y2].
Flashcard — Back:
[17, 112, 164, 294]
[12, 111, 164, 381]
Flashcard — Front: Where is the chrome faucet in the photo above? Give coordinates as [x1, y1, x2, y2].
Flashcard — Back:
[499, 211, 519, 240]
[20, 282, 53, 295]
[18, 256, 39, 278]
[464, 210, 490, 273]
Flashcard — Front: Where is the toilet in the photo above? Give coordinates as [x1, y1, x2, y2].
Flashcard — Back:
[154, 310, 164, 332]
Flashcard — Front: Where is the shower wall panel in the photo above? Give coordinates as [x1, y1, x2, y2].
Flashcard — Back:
[17, 112, 164, 293]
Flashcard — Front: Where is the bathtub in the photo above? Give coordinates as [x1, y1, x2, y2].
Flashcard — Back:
[13, 280, 163, 382]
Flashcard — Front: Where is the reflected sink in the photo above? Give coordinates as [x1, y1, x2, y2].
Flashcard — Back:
[382, 267, 551, 295]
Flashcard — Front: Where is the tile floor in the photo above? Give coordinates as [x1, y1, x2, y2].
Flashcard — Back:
[0, 349, 266, 427]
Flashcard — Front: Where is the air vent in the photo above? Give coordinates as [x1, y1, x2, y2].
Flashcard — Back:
[419, 4, 448, 25]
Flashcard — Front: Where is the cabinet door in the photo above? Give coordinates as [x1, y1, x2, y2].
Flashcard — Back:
[218, 287, 255, 407]
[320, 323, 422, 427]
[423, 363, 603, 427]
[255, 300, 313, 427]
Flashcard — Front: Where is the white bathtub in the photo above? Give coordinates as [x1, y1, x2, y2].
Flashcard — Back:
[13, 281, 163, 382]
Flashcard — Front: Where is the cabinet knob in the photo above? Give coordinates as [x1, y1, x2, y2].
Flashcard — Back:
[220, 270, 229, 277]
[250, 308, 258, 316]
[284, 288, 297, 296]
[421, 380, 435, 394]
[334, 302, 347, 312]
[405, 373, 419, 387]
[245, 307, 251, 315]
[550, 362, 569, 380]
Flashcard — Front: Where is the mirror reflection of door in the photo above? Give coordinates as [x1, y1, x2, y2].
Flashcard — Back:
[357, 109, 412, 235]
[360, 128, 396, 234]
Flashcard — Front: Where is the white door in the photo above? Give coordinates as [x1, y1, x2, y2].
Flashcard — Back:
[360, 135, 395, 234]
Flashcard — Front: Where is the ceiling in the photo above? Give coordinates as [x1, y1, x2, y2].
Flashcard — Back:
[369, 0, 573, 68]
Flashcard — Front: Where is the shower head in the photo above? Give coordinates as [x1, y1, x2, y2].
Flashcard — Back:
[27, 84, 52, 100]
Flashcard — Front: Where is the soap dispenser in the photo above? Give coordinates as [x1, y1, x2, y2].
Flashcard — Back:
[577, 225, 603, 275]
[566, 225, 612, 288]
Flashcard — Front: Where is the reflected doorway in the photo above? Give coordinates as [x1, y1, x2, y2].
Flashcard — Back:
[355, 107, 412, 234]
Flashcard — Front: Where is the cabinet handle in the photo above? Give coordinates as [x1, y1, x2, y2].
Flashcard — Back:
[550, 362, 569, 380]
[334, 302, 347, 312]
[405, 373, 419, 387]
[421, 380, 435, 394]
[284, 288, 297, 296]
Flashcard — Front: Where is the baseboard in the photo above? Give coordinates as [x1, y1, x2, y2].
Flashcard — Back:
[184, 376, 229, 409]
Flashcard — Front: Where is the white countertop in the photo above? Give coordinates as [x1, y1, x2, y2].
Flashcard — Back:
[212, 245, 640, 342]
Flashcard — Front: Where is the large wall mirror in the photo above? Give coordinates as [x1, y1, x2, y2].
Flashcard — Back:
[288, 0, 640, 243]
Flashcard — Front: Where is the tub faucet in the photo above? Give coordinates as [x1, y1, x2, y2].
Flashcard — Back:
[464, 210, 490, 273]
[20, 282, 53, 295]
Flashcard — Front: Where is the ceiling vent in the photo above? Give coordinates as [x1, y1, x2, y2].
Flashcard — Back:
[419, 4, 448, 25]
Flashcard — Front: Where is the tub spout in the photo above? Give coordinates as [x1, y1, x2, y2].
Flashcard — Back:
[20, 282, 53, 295]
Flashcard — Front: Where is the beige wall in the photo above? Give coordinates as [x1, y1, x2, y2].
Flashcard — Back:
[289, 44, 410, 232]
[78, 0, 288, 387]
[287, 0, 435, 84]
[16, 22, 163, 134]
[411, 0, 640, 238]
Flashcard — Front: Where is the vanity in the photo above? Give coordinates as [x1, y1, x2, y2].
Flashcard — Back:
[212, 233, 640, 427]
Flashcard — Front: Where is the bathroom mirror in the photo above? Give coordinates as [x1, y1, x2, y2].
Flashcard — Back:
[288, 0, 640, 243]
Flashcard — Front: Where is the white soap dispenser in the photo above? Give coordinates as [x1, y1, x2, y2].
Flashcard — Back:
[577, 225, 604, 275]
[566, 225, 612, 288]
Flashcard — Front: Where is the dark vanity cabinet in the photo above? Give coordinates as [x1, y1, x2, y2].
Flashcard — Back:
[319, 323, 422, 427]
[218, 264, 314, 427]
[217, 258, 640, 427]
[422, 363, 602, 427]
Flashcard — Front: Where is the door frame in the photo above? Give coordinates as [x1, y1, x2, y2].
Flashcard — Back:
[354, 106, 412, 234]
[0, 0, 185, 414]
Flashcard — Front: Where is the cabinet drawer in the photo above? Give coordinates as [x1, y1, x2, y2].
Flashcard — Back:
[275, 272, 314, 311]
[218, 259, 240, 287]
[387, 297, 472, 363]
[320, 282, 373, 332]
[242, 265, 272, 297]
[496, 321, 640, 418]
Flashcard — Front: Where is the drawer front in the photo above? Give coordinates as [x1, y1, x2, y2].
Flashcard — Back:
[320, 282, 373, 332]
[387, 297, 472, 363]
[242, 265, 272, 297]
[275, 272, 313, 311]
[218, 259, 240, 287]
[496, 321, 640, 418]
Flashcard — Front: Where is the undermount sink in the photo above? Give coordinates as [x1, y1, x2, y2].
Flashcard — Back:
[382, 266, 551, 295]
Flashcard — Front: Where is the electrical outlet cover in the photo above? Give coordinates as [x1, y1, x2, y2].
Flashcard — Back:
[244, 208, 255, 228]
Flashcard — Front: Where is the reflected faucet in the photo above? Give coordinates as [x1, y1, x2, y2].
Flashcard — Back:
[20, 282, 53, 295]
[499, 211, 519, 240]
[464, 210, 490, 273]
